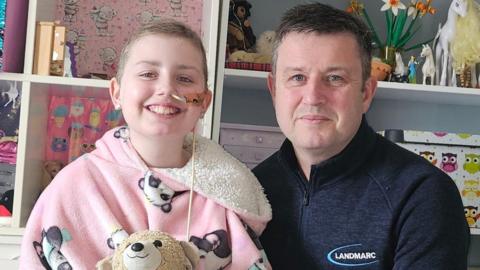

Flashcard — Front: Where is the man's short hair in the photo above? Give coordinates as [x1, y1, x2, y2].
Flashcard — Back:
[272, 3, 373, 81]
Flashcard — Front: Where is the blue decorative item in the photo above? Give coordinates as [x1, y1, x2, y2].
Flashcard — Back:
[408, 56, 418, 84]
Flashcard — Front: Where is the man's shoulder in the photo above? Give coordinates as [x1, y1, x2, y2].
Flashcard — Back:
[253, 151, 282, 176]
[368, 133, 452, 186]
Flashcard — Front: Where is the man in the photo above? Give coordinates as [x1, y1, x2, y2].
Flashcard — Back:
[253, 3, 469, 269]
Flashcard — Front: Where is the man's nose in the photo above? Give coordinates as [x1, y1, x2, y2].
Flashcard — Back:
[303, 79, 327, 105]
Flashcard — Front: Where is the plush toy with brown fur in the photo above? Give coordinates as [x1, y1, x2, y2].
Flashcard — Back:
[42, 160, 64, 191]
[96, 231, 199, 270]
[228, 50, 271, 64]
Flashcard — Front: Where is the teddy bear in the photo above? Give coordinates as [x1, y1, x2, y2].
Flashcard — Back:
[227, 0, 256, 53]
[228, 50, 271, 64]
[42, 160, 64, 191]
[96, 230, 200, 270]
[255, 30, 276, 57]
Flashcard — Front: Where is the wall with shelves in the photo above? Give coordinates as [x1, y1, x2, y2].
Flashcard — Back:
[213, 0, 480, 267]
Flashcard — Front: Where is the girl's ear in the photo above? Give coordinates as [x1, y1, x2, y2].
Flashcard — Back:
[201, 89, 213, 112]
[109, 78, 121, 109]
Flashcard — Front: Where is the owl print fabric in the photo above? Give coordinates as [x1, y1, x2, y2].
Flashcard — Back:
[45, 93, 124, 164]
[388, 130, 480, 229]
[54, 0, 203, 79]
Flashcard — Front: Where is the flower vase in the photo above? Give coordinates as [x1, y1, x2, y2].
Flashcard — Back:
[380, 46, 397, 70]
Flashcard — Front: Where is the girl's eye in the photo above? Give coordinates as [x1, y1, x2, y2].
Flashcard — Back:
[178, 76, 193, 83]
[139, 72, 157, 79]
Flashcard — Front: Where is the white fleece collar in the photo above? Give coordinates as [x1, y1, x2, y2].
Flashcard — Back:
[159, 133, 272, 225]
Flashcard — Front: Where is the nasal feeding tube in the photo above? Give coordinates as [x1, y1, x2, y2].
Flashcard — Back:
[170, 91, 207, 105]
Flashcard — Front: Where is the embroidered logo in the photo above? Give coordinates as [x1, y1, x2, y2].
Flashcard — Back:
[327, 244, 379, 267]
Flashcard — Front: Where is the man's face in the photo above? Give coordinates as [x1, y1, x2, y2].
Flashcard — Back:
[268, 32, 376, 159]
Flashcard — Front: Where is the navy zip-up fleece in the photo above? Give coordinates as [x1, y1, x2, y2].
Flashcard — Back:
[253, 119, 469, 270]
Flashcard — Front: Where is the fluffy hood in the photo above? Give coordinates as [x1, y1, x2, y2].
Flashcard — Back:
[92, 127, 272, 234]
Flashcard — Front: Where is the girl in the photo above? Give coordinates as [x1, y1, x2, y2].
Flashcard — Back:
[20, 19, 271, 270]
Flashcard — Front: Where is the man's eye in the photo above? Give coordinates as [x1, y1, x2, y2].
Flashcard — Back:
[291, 74, 305, 81]
[327, 74, 343, 82]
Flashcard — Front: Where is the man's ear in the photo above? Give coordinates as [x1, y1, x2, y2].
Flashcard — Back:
[362, 76, 377, 113]
[267, 72, 276, 107]
[109, 77, 121, 109]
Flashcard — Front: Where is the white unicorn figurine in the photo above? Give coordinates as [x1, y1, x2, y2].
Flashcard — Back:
[390, 52, 407, 82]
[394, 52, 406, 77]
[420, 44, 435, 85]
[434, 0, 468, 86]
[3, 81, 19, 108]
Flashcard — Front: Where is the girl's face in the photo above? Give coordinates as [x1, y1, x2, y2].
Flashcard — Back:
[110, 34, 211, 142]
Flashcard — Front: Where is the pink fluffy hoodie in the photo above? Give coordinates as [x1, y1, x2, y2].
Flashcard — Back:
[20, 127, 272, 269]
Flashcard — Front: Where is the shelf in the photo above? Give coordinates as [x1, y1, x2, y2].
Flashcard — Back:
[0, 73, 109, 89]
[223, 68, 480, 106]
[0, 72, 109, 91]
[0, 227, 24, 236]
[28, 75, 109, 88]
[375, 82, 480, 106]
[0, 73, 29, 81]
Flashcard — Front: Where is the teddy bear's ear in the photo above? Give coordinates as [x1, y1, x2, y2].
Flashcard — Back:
[180, 241, 200, 270]
[95, 255, 113, 270]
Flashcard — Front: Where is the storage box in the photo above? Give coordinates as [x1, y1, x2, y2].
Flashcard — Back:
[33, 22, 55, 75]
[384, 130, 480, 229]
[51, 25, 66, 76]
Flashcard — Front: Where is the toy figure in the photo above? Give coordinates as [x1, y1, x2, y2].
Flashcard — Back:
[42, 160, 64, 191]
[434, 0, 468, 86]
[408, 56, 418, 84]
[96, 230, 199, 270]
[390, 52, 407, 83]
[420, 44, 435, 85]
[227, 0, 256, 53]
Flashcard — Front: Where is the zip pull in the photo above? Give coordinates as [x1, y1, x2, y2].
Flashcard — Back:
[303, 191, 310, 206]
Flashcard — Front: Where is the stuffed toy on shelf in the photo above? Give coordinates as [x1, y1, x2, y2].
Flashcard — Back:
[42, 160, 64, 191]
[227, 0, 256, 53]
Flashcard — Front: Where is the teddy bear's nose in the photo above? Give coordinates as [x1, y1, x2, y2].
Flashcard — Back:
[131, 243, 144, 252]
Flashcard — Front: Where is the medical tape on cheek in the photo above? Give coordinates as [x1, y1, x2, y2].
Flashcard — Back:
[170, 92, 207, 106]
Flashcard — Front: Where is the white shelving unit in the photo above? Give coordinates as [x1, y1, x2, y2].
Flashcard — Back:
[221, 68, 480, 106]
[0, 0, 221, 267]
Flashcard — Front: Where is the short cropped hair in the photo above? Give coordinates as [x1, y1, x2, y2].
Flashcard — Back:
[116, 19, 208, 87]
[272, 3, 373, 81]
